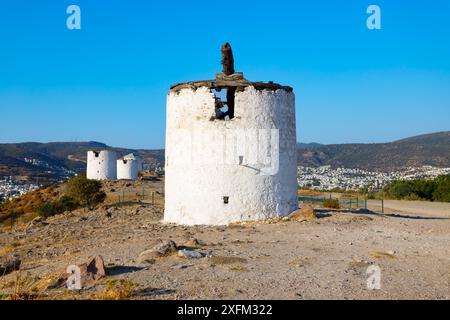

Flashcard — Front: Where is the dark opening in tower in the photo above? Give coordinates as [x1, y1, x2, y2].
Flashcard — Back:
[212, 87, 235, 121]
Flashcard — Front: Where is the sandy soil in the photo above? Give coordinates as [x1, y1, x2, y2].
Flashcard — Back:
[368, 200, 450, 218]
[1, 179, 450, 300]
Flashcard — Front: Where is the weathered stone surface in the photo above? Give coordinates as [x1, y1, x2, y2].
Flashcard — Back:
[169, 80, 292, 93]
[137, 239, 177, 263]
[178, 249, 206, 259]
[184, 238, 207, 247]
[221, 42, 235, 75]
[0, 253, 21, 276]
[84, 255, 106, 281]
[52, 255, 106, 289]
[215, 72, 244, 82]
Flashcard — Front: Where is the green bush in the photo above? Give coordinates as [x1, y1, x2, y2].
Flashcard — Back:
[36, 196, 79, 218]
[323, 199, 340, 209]
[432, 175, 450, 202]
[65, 174, 106, 209]
[383, 175, 450, 202]
[36, 202, 59, 218]
[35, 174, 106, 217]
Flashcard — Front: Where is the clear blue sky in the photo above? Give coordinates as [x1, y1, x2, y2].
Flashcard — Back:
[1, 0, 449, 149]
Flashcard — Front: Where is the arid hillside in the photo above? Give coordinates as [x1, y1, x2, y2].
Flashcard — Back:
[298, 131, 450, 171]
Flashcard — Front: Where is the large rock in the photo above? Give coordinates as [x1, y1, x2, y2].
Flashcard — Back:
[184, 238, 207, 248]
[178, 249, 206, 259]
[137, 239, 177, 264]
[53, 255, 106, 290]
[0, 253, 21, 276]
[81, 255, 106, 282]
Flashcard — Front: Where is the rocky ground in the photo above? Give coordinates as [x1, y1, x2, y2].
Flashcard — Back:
[1, 179, 450, 300]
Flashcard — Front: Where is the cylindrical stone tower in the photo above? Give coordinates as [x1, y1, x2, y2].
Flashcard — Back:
[164, 44, 298, 225]
[117, 154, 139, 181]
[86, 150, 117, 181]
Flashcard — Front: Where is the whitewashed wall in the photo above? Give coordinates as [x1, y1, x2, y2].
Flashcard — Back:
[117, 158, 139, 180]
[86, 150, 117, 180]
[164, 86, 298, 225]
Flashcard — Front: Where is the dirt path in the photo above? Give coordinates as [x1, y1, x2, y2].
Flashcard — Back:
[367, 200, 450, 218]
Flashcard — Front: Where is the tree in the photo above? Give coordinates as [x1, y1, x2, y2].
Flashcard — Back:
[65, 174, 106, 209]
[383, 180, 414, 199]
[433, 175, 450, 202]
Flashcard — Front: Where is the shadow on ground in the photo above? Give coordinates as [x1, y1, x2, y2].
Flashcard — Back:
[135, 288, 176, 297]
[314, 208, 449, 220]
[106, 265, 145, 276]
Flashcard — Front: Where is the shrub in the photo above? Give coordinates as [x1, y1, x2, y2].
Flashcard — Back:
[323, 198, 340, 209]
[383, 175, 450, 202]
[65, 174, 106, 209]
[433, 175, 450, 202]
[383, 181, 415, 199]
[36, 196, 80, 218]
[36, 196, 79, 218]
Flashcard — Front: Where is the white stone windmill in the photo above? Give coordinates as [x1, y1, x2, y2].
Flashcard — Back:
[164, 43, 298, 225]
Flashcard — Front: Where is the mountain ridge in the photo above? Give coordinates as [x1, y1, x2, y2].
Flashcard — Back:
[1, 131, 449, 181]
[297, 131, 450, 171]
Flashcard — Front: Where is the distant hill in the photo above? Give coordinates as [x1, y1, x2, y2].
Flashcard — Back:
[1, 131, 449, 181]
[297, 142, 324, 149]
[0, 141, 164, 182]
[297, 131, 450, 171]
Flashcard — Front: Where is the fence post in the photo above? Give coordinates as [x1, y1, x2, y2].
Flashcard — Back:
[365, 199, 367, 210]
[382, 199, 384, 214]
[349, 199, 352, 209]
[356, 197, 359, 209]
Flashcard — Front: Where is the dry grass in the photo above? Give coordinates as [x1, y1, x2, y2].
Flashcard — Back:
[368, 251, 396, 259]
[228, 265, 247, 271]
[209, 256, 247, 265]
[298, 189, 324, 197]
[0, 240, 23, 257]
[0, 185, 62, 228]
[323, 199, 340, 209]
[289, 206, 317, 222]
[91, 279, 137, 300]
[0, 268, 43, 300]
